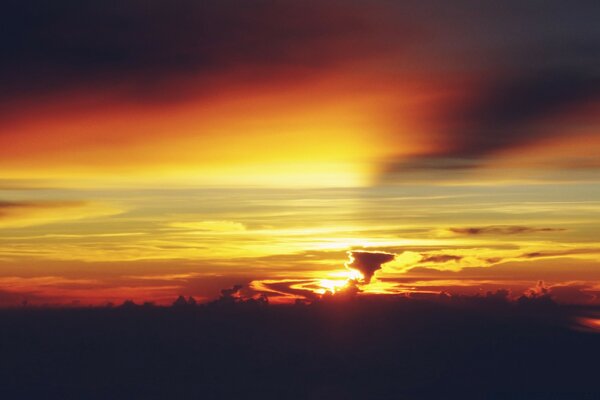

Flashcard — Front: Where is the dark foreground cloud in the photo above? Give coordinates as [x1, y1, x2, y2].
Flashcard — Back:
[2, 297, 600, 398]
[449, 225, 565, 235]
[345, 250, 395, 284]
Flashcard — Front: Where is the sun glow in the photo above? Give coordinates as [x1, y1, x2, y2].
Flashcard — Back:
[576, 317, 600, 333]
[316, 268, 364, 294]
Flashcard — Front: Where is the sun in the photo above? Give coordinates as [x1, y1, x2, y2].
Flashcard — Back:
[316, 268, 365, 295]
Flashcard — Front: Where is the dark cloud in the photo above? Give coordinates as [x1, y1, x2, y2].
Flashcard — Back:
[345, 250, 395, 284]
[380, 1, 600, 178]
[0, 200, 85, 212]
[548, 284, 596, 304]
[255, 280, 320, 302]
[444, 69, 600, 157]
[384, 68, 600, 178]
[449, 226, 565, 235]
[0, 0, 380, 108]
[220, 284, 243, 299]
[520, 248, 600, 259]
[420, 254, 462, 263]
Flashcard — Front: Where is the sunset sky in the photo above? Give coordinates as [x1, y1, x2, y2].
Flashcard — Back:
[1, 0, 599, 306]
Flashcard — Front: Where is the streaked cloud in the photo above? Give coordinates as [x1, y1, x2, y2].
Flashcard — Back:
[448, 225, 565, 236]
[0, 200, 122, 229]
[168, 220, 246, 232]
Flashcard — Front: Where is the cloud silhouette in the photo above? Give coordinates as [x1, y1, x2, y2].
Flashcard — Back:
[345, 250, 395, 284]
[220, 284, 243, 299]
[548, 284, 596, 304]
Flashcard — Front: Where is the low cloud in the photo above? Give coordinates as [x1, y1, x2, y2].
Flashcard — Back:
[220, 284, 243, 299]
[548, 284, 597, 304]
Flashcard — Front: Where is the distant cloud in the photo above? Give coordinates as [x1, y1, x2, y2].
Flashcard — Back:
[520, 248, 600, 259]
[168, 220, 246, 232]
[0, 200, 122, 229]
[448, 226, 564, 236]
[420, 254, 463, 263]
[406, 255, 600, 282]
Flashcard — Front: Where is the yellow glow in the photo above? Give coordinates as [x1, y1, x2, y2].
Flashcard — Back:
[315, 266, 365, 294]
[0, 73, 403, 189]
[316, 279, 350, 295]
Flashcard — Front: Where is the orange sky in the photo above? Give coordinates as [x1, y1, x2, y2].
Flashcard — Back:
[1, 0, 599, 306]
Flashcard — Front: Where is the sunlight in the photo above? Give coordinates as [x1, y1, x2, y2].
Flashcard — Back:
[316, 279, 349, 295]
[316, 267, 365, 294]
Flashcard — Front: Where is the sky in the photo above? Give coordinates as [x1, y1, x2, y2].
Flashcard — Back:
[1, 0, 599, 306]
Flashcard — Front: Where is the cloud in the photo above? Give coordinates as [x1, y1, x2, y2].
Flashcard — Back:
[406, 256, 600, 282]
[381, 1, 600, 182]
[0, 200, 122, 229]
[448, 226, 564, 235]
[548, 284, 596, 304]
[520, 248, 600, 259]
[250, 279, 320, 303]
[440, 69, 600, 159]
[345, 250, 395, 284]
[0, 0, 381, 108]
[168, 220, 246, 232]
[220, 284, 243, 299]
[420, 254, 463, 263]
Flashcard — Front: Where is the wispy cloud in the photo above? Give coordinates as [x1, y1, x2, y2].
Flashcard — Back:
[448, 225, 565, 235]
[168, 220, 246, 232]
[0, 200, 122, 229]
